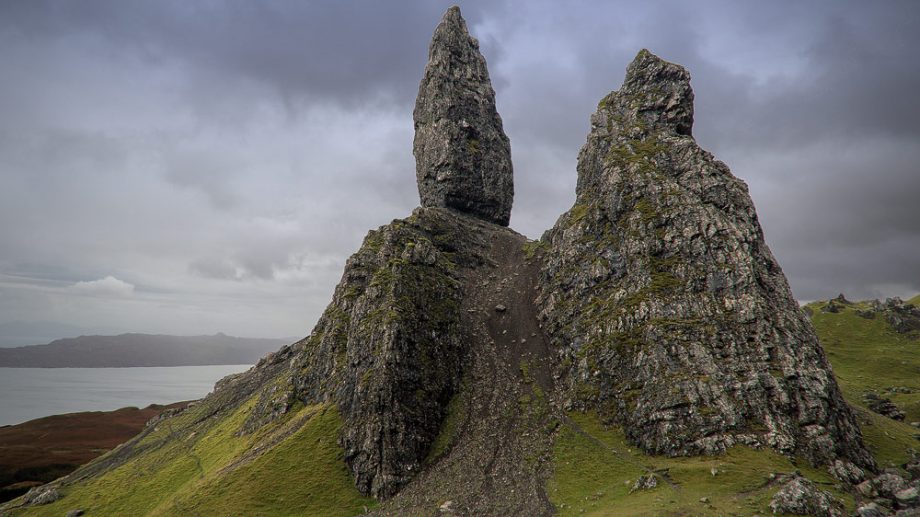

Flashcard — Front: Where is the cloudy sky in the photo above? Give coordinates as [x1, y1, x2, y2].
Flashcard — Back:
[1, 1, 918, 341]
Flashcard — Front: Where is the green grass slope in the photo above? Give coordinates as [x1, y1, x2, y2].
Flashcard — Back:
[12, 401, 374, 516]
[8, 295, 920, 516]
[806, 298, 920, 468]
[549, 412, 851, 516]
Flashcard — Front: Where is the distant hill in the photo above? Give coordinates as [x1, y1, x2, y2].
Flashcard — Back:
[0, 333, 290, 368]
[0, 321, 125, 348]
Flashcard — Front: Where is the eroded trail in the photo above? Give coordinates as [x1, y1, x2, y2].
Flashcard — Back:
[373, 228, 557, 516]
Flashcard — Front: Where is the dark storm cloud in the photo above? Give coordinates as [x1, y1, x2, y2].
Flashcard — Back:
[0, 0, 484, 107]
[0, 0, 918, 340]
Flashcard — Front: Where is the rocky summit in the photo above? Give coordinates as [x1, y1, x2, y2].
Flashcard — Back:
[8, 7, 912, 517]
[413, 6, 514, 226]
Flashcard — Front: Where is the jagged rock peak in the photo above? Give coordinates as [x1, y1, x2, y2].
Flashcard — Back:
[540, 50, 875, 477]
[413, 6, 514, 226]
[606, 49, 694, 137]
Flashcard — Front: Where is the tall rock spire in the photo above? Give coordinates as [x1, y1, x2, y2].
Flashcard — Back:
[413, 6, 514, 226]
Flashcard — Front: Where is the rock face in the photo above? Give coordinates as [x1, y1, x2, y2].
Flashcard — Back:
[239, 207, 486, 498]
[536, 49, 875, 472]
[413, 6, 514, 226]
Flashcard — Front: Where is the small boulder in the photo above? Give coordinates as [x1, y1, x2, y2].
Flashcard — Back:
[864, 391, 906, 421]
[829, 459, 865, 483]
[856, 309, 877, 319]
[906, 460, 920, 479]
[895, 487, 919, 507]
[23, 486, 61, 505]
[856, 502, 887, 517]
[822, 301, 841, 313]
[66, 510, 85, 517]
[834, 293, 853, 304]
[494, 304, 507, 313]
[769, 476, 845, 517]
[872, 472, 909, 499]
[629, 473, 658, 493]
[858, 479, 879, 497]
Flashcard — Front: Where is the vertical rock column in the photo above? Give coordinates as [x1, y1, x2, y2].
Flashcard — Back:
[413, 6, 514, 226]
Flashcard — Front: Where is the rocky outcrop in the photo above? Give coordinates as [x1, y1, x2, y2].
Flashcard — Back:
[864, 391, 906, 421]
[857, 469, 920, 514]
[238, 207, 492, 497]
[770, 475, 845, 517]
[535, 49, 874, 474]
[878, 298, 920, 335]
[21, 486, 60, 505]
[413, 6, 514, 226]
[837, 296, 920, 334]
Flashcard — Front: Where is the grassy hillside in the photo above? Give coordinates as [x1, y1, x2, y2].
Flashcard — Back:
[0, 404, 184, 504]
[806, 298, 920, 468]
[545, 296, 920, 515]
[550, 412, 852, 516]
[12, 400, 374, 516]
[7, 295, 920, 516]
[808, 298, 920, 425]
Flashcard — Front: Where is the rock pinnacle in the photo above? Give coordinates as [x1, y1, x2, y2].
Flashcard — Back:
[413, 6, 514, 226]
[614, 49, 694, 136]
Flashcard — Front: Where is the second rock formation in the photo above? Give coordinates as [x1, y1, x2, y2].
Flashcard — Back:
[413, 6, 514, 226]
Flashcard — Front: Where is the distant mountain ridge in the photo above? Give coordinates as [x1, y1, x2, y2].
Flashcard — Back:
[0, 333, 289, 368]
[0, 321, 126, 348]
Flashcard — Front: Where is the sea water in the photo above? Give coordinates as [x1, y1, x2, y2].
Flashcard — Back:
[0, 364, 252, 426]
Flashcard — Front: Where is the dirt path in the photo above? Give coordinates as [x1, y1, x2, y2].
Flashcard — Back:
[373, 226, 558, 516]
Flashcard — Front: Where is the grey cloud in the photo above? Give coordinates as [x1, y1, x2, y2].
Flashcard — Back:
[0, 1, 918, 338]
[188, 258, 241, 281]
[0, 0, 498, 109]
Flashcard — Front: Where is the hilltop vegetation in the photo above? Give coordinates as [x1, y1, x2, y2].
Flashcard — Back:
[806, 297, 920, 469]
